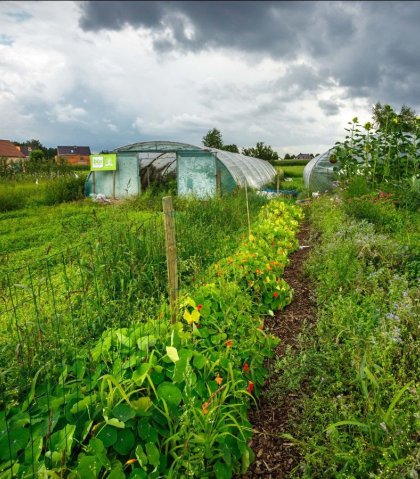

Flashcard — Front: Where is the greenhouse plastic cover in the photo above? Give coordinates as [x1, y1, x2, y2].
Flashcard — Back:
[115, 141, 276, 189]
[303, 149, 338, 192]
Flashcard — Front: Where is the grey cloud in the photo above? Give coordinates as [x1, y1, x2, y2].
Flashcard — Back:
[318, 99, 340, 116]
[77, 0, 420, 113]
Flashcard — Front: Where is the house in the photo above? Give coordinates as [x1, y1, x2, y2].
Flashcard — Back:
[0, 140, 26, 163]
[296, 153, 314, 160]
[56, 146, 91, 165]
[16, 145, 33, 158]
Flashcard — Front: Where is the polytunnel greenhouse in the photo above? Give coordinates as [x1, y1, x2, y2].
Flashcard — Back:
[85, 141, 277, 199]
[303, 148, 338, 192]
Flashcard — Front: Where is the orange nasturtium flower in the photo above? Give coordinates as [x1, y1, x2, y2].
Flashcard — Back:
[196, 304, 203, 311]
[243, 363, 250, 374]
[273, 292, 279, 298]
[226, 340, 232, 348]
[202, 402, 209, 415]
[125, 459, 138, 465]
[215, 375, 223, 386]
[247, 381, 255, 394]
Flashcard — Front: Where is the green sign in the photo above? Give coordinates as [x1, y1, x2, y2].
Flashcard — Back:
[90, 154, 117, 171]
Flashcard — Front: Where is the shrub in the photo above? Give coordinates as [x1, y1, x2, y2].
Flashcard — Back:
[0, 187, 26, 212]
[44, 174, 87, 205]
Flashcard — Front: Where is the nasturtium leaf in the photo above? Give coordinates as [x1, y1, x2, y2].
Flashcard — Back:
[88, 438, 110, 469]
[173, 355, 189, 383]
[156, 382, 182, 409]
[71, 394, 97, 415]
[137, 335, 156, 352]
[112, 404, 136, 422]
[0, 428, 29, 461]
[135, 444, 148, 466]
[105, 417, 125, 429]
[108, 460, 125, 479]
[24, 435, 43, 464]
[150, 369, 165, 385]
[214, 461, 233, 479]
[128, 469, 148, 479]
[131, 397, 152, 413]
[193, 353, 206, 369]
[75, 455, 102, 479]
[97, 425, 118, 447]
[145, 442, 160, 468]
[165, 346, 179, 363]
[49, 424, 76, 455]
[132, 363, 151, 386]
[113, 429, 135, 455]
[137, 420, 158, 443]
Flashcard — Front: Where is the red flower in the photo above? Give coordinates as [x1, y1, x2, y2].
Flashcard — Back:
[247, 381, 254, 394]
[273, 292, 279, 298]
[226, 340, 232, 348]
[243, 363, 250, 374]
[197, 304, 203, 311]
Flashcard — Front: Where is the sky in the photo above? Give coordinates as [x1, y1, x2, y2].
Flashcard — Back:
[0, 1, 419, 155]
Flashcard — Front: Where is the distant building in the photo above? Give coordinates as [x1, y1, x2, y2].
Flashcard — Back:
[0, 140, 26, 163]
[295, 153, 314, 160]
[56, 146, 91, 165]
[16, 145, 33, 158]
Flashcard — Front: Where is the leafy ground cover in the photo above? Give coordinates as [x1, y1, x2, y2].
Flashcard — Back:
[0, 199, 303, 478]
[269, 191, 419, 478]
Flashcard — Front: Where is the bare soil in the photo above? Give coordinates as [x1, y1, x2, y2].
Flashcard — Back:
[242, 221, 316, 478]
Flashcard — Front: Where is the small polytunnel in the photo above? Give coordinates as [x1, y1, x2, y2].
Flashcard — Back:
[303, 149, 338, 192]
[85, 141, 277, 199]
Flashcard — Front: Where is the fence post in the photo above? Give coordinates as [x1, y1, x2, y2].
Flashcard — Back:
[162, 196, 178, 324]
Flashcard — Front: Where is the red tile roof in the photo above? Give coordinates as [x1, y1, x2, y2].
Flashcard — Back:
[0, 140, 25, 158]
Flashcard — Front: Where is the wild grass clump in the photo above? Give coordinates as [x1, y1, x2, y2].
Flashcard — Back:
[43, 174, 87, 205]
[269, 196, 419, 478]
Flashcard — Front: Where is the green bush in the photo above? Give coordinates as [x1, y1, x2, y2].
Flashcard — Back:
[44, 174, 87, 205]
[0, 187, 26, 212]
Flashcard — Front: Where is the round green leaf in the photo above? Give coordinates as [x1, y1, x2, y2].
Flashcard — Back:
[128, 470, 148, 479]
[113, 428, 135, 455]
[156, 382, 182, 409]
[112, 404, 136, 422]
[96, 425, 118, 447]
[0, 428, 30, 460]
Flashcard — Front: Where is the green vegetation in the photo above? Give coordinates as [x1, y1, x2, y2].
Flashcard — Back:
[270, 190, 419, 478]
[0, 195, 303, 478]
[273, 159, 311, 166]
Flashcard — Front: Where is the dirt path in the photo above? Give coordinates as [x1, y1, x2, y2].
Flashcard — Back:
[242, 221, 315, 478]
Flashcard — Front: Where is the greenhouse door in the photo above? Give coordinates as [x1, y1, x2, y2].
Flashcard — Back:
[177, 151, 217, 198]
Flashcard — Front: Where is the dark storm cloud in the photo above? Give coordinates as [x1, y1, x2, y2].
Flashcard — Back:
[78, 1, 420, 112]
[79, 1, 315, 58]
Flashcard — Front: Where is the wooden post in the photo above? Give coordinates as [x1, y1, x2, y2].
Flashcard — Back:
[244, 181, 251, 237]
[92, 171, 95, 194]
[162, 196, 178, 324]
[112, 170, 116, 199]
